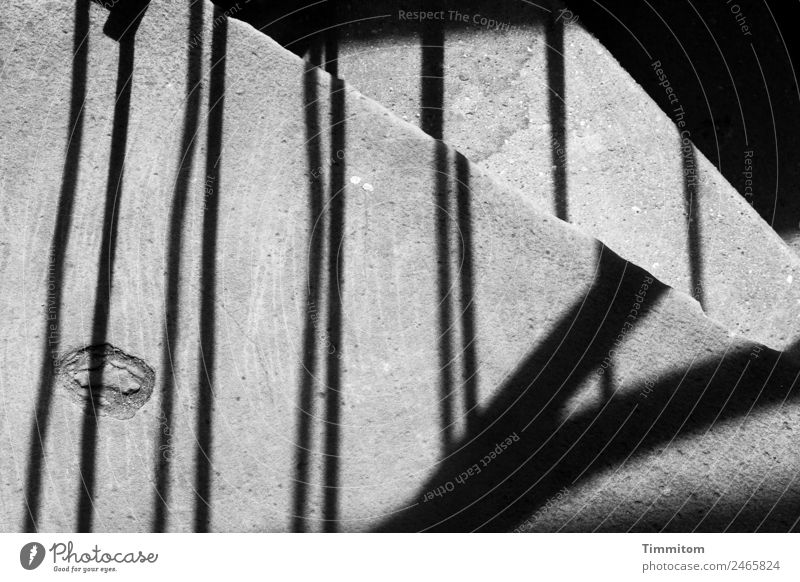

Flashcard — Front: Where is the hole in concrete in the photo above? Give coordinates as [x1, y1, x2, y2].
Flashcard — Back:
[55, 344, 155, 420]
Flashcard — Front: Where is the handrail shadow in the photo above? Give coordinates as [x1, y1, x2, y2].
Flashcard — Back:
[375, 245, 799, 531]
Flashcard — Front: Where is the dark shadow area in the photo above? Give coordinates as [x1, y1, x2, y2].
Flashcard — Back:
[194, 6, 227, 533]
[420, 6, 444, 142]
[291, 42, 325, 533]
[546, 11, 568, 221]
[682, 141, 704, 307]
[96, 0, 151, 41]
[213, 0, 549, 58]
[786, 336, 800, 366]
[323, 22, 345, 532]
[23, 0, 91, 533]
[151, 0, 205, 533]
[601, 363, 613, 401]
[455, 153, 478, 432]
[628, 480, 800, 533]
[75, 33, 136, 534]
[213, 0, 331, 57]
[374, 246, 799, 532]
[563, 0, 800, 239]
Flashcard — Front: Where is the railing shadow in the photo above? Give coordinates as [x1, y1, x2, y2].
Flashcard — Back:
[99, 0, 150, 40]
[22, 0, 91, 533]
[421, 8, 456, 454]
[151, 0, 206, 533]
[75, 29, 136, 533]
[546, 9, 568, 221]
[455, 152, 479, 432]
[323, 20, 346, 533]
[374, 245, 799, 531]
[420, 2, 481, 452]
[193, 4, 228, 533]
[291, 5, 348, 530]
[682, 138, 704, 307]
[564, 0, 800, 237]
[291, 41, 326, 533]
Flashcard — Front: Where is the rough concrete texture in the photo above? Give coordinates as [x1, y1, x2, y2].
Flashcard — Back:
[561, 0, 800, 254]
[0, 0, 798, 532]
[326, 0, 800, 357]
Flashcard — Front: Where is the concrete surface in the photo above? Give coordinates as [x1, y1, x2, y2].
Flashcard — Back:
[0, 0, 798, 532]
[316, 0, 800, 357]
[563, 0, 800, 252]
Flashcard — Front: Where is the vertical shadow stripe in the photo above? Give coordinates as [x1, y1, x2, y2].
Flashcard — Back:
[76, 33, 136, 533]
[323, 26, 345, 532]
[547, 12, 568, 221]
[152, 0, 205, 533]
[193, 5, 227, 533]
[421, 10, 455, 455]
[291, 41, 325, 533]
[23, 0, 91, 533]
[682, 137, 704, 306]
[455, 153, 478, 431]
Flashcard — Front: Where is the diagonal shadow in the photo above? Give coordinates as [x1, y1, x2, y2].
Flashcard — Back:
[374, 243, 673, 531]
[786, 335, 800, 365]
[375, 250, 799, 530]
[22, 0, 91, 533]
[543, 352, 799, 534]
[291, 41, 326, 533]
[546, 9, 568, 222]
[194, 5, 228, 533]
[323, 20, 346, 534]
[75, 32, 136, 533]
[151, 0, 205, 533]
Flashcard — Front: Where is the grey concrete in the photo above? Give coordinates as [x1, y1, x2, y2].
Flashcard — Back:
[0, 0, 798, 532]
[330, 0, 800, 357]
